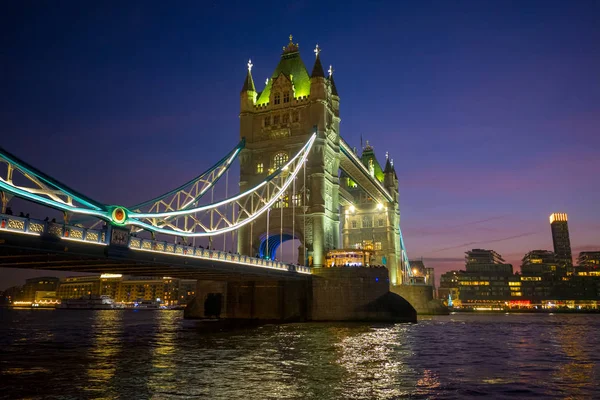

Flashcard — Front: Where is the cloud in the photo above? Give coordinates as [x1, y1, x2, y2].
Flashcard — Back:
[428, 231, 541, 254]
[409, 215, 511, 237]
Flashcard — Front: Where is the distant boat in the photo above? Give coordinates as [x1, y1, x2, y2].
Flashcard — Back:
[57, 295, 121, 310]
[128, 300, 160, 310]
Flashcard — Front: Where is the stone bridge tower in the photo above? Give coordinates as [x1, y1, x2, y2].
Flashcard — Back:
[237, 37, 341, 267]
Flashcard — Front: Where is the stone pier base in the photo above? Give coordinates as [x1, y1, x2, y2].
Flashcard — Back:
[184, 279, 308, 322]
[390, 284, 449, 315]
[185, 268, 418, 323]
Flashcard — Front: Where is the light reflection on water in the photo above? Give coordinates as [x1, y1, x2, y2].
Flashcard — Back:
[1, 310, 600, 399]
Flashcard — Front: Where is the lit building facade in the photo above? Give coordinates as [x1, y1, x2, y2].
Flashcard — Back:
[340, 144, 401, 273]
[577, 251, 600, 268]
[458, 249, 516, 307]
[326, 249, 373, 267]
[438, 270, 460, 306]
[550, 213, 572, 267]
[21, 277, 59, 302]
[56, 275, 196, 306]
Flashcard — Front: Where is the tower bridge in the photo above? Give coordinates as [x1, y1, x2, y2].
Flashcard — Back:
[0, 36, 441, 320]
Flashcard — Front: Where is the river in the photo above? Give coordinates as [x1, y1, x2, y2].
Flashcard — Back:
[1, 309, 599, 399]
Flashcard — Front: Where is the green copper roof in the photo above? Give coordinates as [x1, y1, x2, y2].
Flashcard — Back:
[361, 145, 385, 183]
[256, 51, 311, 105]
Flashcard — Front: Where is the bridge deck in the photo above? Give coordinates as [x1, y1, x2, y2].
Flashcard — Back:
[0, 214, 310, 280]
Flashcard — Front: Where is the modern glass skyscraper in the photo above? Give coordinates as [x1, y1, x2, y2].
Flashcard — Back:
[549, 213, 572, 267]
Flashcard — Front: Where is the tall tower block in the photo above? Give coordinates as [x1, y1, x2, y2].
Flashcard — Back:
[237, 36, 341, 267]
[549, 212, 572, 267]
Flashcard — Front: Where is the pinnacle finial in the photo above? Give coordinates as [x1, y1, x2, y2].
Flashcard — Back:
[328, 65, 334, 77]
[265, 77, 269, 85]
[247, 59, 253, 72]
[391, 159, 394, 167]
[386, 151, 389, 160]
[314, 44, 321, 58]
[289, 34, 293, 43]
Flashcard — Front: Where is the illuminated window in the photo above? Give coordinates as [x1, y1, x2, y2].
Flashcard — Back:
[362, 216, 373, 228]
[273, 152, 288, 169]
[375, 242, 382, 250]
[282, 113, 289, 123]
[292, 194, 301, 206]
[283, 91, 290, 103]
[363, 240, 373, 250]
[256, 163, 264, 173]
[274, 92, 281, 105]
[351, 220, 357, 229]
[273, 115, 280, 124]
[264, 116, 271, 126]
[378, 218, 384, 227]
[508, 282, 521, 286]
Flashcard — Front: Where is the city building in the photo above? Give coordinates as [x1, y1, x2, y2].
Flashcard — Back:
[56, 274, 196, 306]
[56, 276, 101, 300]
[458, 249, 516, 308]
[550, 213, 572, 267]
[577, 251, 600, 268]
[407, 260, 435, 290]
[438, 270, 460, 306]
[521, 250, 559, 275]
[21, 277, 59, 302]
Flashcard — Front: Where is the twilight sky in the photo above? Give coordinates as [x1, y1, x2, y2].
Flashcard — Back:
[1, 1, 599, 289]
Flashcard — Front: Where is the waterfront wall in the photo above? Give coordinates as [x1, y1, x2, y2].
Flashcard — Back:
[185, 268, 417, 322]
[390, 284, 448, 315]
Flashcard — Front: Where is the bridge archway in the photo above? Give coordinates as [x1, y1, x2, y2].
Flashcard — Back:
[257, 230, 304, 264]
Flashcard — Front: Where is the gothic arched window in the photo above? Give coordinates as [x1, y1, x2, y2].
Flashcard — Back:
[273, 152, 288, 169]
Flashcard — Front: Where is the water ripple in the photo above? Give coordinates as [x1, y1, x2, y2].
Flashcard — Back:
[1, 310, 600, 399]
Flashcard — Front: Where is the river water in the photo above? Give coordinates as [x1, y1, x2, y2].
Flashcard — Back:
[1, 310, 599, 399]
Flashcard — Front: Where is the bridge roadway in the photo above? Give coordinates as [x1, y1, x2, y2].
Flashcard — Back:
[0, 214, 310, 281]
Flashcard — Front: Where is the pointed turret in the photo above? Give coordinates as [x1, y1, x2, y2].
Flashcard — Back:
[328, 69, 339, 96]
[328, 64, 340, 116]
[384, 153, 399, 202]
[240, 59, 257, 111]
[241, 68, 256, 93]
[311, 44, 325, 78]
[309, 43, 327, 101]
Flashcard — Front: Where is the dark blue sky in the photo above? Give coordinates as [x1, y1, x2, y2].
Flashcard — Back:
[1, 1, 599, 288]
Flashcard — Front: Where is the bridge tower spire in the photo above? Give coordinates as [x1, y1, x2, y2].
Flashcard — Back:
[241, 59, 257, 112]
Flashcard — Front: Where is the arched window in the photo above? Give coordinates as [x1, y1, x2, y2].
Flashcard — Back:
[273, 152, 288, 169]
[274, 92, 281, 105]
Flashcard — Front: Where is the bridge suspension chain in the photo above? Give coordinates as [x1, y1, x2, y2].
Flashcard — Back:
[126, 133, 316, 237]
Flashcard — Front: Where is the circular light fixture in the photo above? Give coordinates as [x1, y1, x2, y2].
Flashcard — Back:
[111, 207, 127, 224]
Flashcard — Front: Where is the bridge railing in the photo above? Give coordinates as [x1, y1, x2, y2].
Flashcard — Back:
[0, 213, 311, 275]
[127, 236, 311, 274]
[0, 213, 107, 245]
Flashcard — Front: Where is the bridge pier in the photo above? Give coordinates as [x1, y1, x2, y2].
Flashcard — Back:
[185, 269, 418, 323]
[390, 284, 448, 315]
[184, 278, 309, 322]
